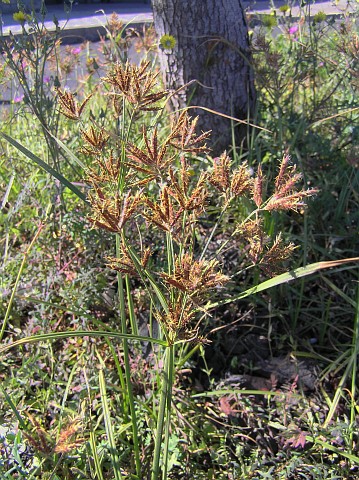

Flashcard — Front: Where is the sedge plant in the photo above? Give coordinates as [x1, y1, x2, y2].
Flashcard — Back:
[1, 58, 358, 477]
[53, 59, 318, 478]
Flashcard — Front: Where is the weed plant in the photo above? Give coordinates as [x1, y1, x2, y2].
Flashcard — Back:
[49, 59, 317, 478]
[0, 2, 358, 479]
[1, 54, 319, 480]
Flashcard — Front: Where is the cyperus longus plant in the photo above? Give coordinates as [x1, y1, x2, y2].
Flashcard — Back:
[53, 59, 320, 478]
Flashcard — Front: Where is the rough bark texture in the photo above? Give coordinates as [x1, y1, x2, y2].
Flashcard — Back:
[151, 0, 255, 155]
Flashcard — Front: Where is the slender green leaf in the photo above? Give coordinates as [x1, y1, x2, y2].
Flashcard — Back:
[0, 330, 167, 354]
[207, 257, 359, 309]
[0, 132, 89, 204]
[99, 369, 123, 480]
[48, 132, 86, 170]
[1, 171, 15, 210]
[192, 389, 293, 398]
[321, 276, 357, 308]
[323, 356, 355, 428]
[309, 437, 359, 464]
[89, 429, 105, 480]
[125, 241, 169, 315]
[0, 385, 26, 428]
[0, 224, 44, 342]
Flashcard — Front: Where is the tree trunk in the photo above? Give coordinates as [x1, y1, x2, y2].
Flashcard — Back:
[151, 0, 255, 156]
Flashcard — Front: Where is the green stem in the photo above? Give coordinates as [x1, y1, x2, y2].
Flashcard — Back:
[151, 344, 174, 480]
[126, 275, 138, 336]
[116, 236, 142, 477]
[162, 344, 175, 480]
[350, 277, 359, 446]
[0, 223, 44, 342]
[199, 206, 227, 261]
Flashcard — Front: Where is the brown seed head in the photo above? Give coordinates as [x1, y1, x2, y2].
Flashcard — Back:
[160, 253, 228, 297]
[208, 152, 231, 193]
[106, 242, 151, 277]
[168, 164, 208, 214]
[259, 233, 297, 276]
[237, 218, 266, 263]
[230, 162, 253, 198]
[56, 88, 92, 120]
[54, 418, 84, 454]
[89, 190, 142, 233]
[103, 61, 167, 111]
[157, 300, 195, 341]
[81, 126, 109, 153]
[126, 126, 173, 179]
[168, 111, 211, 154]
[144, 186, 183, 239]
[253, 164, 264, 208]
[265, 155, 318, 212]
[209, 153, 253, 201]
[86, 152, 123, 185]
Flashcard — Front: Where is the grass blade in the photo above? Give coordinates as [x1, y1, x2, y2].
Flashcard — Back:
[0, 132, 89, 204]
[0, 385, 26, 429]
[0, 223, 44, 342]
[0, 330, 167, 354]
[207, 257, 359, 309]
[89, 428, 105, 480]
[98, 368, 123, 480]
[47, 131, 86, 170]
[309, 437, 359, 464]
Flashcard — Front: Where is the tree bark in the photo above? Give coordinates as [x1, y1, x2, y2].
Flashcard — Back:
[151, 0, 255, 156]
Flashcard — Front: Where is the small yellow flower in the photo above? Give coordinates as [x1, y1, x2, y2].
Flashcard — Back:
[159, 34, 176, 51]
[13, 11, 30, 25]
[279, 4, 290, 13]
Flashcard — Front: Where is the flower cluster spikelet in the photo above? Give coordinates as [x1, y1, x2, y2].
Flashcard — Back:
[264, 155, 318, 211]
[88, 190, 142, 233]
[237, 218, 266, 264]
[86, 152, 122, 185]
[167, 111, 211, 154]
[158, 301, 195, 340]
[234, 155, 317, 276]
[144, 186, 183, 239]
[106, 240, 151, 277]
[168, 161, 207, 213]
[23, 413, 84, 456]
[55, 88, 92, 120]
[253, 164, 264, 208]
[259, 233, 297, 276]
[208, 152, 253, 202]
[103, 60, 167, 111]
[160, 253, 228, 298]
[80, 126, 110, 156]
[237, 218, 296, 276]
[126, 126, 173, 180]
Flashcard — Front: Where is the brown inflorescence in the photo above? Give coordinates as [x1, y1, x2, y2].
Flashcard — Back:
[167, 111, 211, 154]
[55, 88, 92, 121]
[264, 155, 318, 212]
[160, 253, 228, 298]
[126, 126, 174, 180]
[208, 152, 253, 202]
[102, 60, 167, 111]
[106, 241, 151, 277]
[55, 58, 318, 343]
[88, 190, 142, 233]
